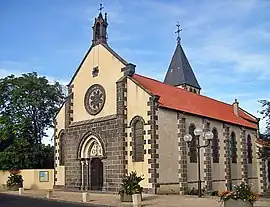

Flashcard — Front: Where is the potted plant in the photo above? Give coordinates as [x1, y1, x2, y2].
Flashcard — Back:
[219, 182, 259, 207]
[119, 171, 144, 203]
[6, 173, 23, 191]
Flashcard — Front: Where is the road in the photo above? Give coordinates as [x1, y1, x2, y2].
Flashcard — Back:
[0, 193, 108, 207]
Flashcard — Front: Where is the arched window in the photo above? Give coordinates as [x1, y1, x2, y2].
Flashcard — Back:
[189, 124, 197, 163]
[133, 119, 144, 162]
[247, 134, 252, 164]
[59, 132, 65, 166]
[212, 128, 219, 163]
[95, 23, 100, 39]
[231, 132, 237, 163]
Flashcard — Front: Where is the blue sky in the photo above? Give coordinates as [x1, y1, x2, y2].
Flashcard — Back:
[1, 0, 270, 144]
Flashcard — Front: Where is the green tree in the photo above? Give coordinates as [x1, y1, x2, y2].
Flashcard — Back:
[259, 100, 270, 138]
[0, 72, 65, 170]
[258, 100, 270, 159]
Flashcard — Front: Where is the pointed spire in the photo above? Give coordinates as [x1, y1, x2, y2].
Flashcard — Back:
[164, 25, 201, 92]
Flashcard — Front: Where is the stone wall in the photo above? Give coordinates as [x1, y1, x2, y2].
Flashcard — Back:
[64, 115, 124, 192]
[60, 76, 128, 192]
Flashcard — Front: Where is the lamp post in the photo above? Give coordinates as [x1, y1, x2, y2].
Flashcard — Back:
[184, 127, 213, 197]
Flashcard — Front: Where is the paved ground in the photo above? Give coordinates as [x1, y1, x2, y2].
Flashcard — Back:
[0, 193, 106, 207]
[1, 190, 270, 207]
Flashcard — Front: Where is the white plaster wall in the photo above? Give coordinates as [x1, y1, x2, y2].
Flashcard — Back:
[56, 104, 65, 133]
[157, 108, 178, 184]
[208, 119, 225, 192]
[246, 128, 259, 192]
[126, 78, 152, 189]
[229, 125, 242, 181]
[55, 166, 65, 186]
[185, 114, 205, 187]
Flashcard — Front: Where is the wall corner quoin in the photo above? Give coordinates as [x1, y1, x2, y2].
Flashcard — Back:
[223, 122, 231, 190]
[202, 119, 212, 191]
[177, 112, 188, 194]
[65, 84, 74, 128]
[240, 128, 248, 183]
[115, 75, 128, 182]
[147, 94, 159, 194]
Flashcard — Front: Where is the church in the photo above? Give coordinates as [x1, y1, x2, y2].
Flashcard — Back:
[53, 9, 267, 195]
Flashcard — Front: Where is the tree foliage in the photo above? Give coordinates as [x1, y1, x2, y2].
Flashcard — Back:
[258, 100, 270, 159]
[259, 100, 270, 138]
[0, 72, 65, 170]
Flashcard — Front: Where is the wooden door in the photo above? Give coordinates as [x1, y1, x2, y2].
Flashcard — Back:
[91, 158, 103, 190]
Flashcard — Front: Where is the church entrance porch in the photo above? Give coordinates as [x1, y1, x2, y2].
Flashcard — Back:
[79, 135, 105, 191]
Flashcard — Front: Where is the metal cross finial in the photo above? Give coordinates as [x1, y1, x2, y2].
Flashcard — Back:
[98, 3, 104, 13]
[175, 21, 183, 44]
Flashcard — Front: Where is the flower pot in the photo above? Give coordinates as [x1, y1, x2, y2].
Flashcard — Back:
[120, 193, 132, 202]
[46, 190, 53, 199]
[224, 199, 253, 207]
[132, 194, 142, 207]
[82, 192, 89, 202]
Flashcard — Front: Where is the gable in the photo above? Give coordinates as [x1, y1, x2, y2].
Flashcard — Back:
[70, 43, 127, 122]
[68, 43, 127, 87]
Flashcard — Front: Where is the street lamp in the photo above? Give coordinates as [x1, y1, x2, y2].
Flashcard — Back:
[184, 127, 213, 197]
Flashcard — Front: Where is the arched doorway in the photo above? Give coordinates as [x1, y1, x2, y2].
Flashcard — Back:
[78, 134, 105, 191]
[91, 158, 103, 190]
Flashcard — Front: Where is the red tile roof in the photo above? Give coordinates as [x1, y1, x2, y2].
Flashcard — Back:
[239, 109, 257, 123]
[132, 74, 258, 129]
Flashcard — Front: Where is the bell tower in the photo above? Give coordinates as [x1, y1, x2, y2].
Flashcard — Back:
[92, 4, 108, 45]
[164, 22, 201, 94]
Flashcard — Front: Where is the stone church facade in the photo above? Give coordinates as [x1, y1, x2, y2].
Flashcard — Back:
[53, 11, 267, 194]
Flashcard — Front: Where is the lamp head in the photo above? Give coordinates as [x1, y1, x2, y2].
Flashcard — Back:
[184, 134, 192, 143]
[205, 131, 214, 140]
[194, 128, 203, 136]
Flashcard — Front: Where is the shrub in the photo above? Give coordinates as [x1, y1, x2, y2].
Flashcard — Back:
[7, 173, 23, 190]
[219, 182, 259, 204]
[119, 171, 144, 195]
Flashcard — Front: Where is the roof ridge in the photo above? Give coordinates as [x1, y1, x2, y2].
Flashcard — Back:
[101, 43, 128, 65]
[133, 73, 257, 129]
[135, 73, 235, 109]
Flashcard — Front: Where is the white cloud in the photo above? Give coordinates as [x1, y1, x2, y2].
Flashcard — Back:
[0, 67, 68, 86]
[0, 69, 22, 78]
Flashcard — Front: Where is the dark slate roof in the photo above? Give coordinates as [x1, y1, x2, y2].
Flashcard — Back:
[163, 43, 201, 89]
